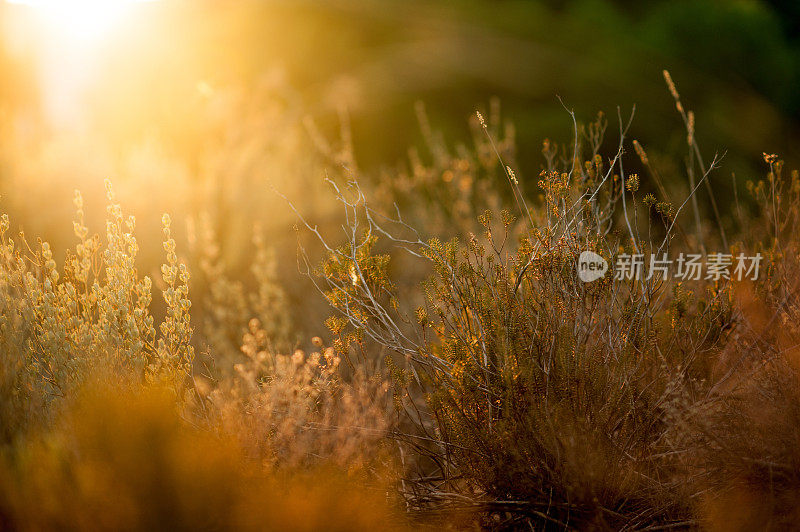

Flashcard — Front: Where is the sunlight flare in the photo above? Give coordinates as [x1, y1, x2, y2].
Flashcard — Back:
[6, 0, 156, 43]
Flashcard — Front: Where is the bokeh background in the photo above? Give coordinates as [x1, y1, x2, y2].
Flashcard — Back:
[1, 0, 799, 338]
[3, 0, 799, 167]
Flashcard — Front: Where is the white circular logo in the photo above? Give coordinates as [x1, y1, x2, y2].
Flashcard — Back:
[577, 251, 608, 282]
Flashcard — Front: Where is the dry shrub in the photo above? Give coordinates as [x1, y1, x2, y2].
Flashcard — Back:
[0, 175, 402, 530]
[370, 100, 515, 237]
[311, 108, 715, 528]
[8, 72, 800, 530]
[0, 383, 404, 531]
[188, 213, 293, 369]
[666, 157, 800, 530]
[311, 80, 800, 527]
[0, 181, 195, 442]
[680, 359, 800, 531]
[202, 318, 392, 474]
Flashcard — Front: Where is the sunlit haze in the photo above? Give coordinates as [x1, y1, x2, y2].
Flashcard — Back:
[5, 0, 156, 43]
[4, 0, 160, 128]
[2, 2, 800, 529]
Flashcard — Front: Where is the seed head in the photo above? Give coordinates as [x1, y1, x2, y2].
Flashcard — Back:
[476, 111, 486, 128]
[506, 166, 518, 185]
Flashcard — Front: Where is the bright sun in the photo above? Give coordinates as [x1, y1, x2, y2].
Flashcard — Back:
[4, 0, 161, 128]
[6, 0, 156, 43]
